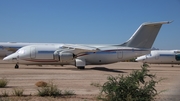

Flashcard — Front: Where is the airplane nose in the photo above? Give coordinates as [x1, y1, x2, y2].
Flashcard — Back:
[3, 53, 18, 61]
[3, 57, 9, 61]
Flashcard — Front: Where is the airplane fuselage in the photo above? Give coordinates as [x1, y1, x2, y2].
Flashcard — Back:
[6, 44, 149, 66]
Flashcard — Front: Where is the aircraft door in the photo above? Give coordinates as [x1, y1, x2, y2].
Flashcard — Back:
[155, 54, 159, 60]
[53, 51, 60, 61]
[117, 51, 123, 59]
[30, 47, 36, 59]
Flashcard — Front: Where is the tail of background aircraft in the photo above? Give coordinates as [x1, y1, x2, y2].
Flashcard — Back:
[120, 21, 172, 49]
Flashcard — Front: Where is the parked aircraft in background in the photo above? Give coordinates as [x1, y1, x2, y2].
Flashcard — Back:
[136, 50, 180, 67]
[0, 42, 39, 58]
[0, 42, 63, 59]
[2, 21, 171, 69]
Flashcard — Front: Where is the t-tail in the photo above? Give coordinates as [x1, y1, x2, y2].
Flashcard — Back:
[120, 21, 172, 49]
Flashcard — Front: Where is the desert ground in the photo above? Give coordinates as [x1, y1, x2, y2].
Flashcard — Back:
[0, 62, 180, 101]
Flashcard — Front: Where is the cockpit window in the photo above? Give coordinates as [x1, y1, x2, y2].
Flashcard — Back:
[17, 49, 25, 54]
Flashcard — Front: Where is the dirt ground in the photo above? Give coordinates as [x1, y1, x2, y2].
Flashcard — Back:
[0, 62, 180, 101]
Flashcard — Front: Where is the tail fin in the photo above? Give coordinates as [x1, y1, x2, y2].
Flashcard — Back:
[120, 21, 172, 48]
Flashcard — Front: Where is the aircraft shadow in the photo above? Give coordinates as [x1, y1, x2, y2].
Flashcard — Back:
[23, 66, 126, 73]
[23, 67, 78, 71]
[90, 67, 126, 73]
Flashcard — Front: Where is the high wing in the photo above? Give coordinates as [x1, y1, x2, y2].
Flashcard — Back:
[55, 44, 101, 57]
[62, 44, 100, 52]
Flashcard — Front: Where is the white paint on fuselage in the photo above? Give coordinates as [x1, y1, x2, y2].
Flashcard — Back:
[8, 44, 150, 66]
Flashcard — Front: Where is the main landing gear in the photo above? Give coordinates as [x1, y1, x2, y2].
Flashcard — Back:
[77, 66, 85, 69]
[15, 64, 19, 69]
[75, 59, 86, 70]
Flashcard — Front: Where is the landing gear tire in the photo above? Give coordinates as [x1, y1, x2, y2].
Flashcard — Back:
[15, 64, 19, 69]
[77, 66, 85, 69]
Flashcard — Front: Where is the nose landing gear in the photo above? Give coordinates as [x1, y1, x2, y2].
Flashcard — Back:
[15, 64, 19, 69]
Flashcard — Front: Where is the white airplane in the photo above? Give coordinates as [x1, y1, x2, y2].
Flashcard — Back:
[2, 21, 171, 69]
[136, 50, 180, 67]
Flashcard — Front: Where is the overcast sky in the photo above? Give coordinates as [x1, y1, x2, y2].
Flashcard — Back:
[0, 0, 180, 49]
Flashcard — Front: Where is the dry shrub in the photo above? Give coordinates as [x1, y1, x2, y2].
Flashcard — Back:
[35, 81, 47, 87]
[37, 81, 62, 97]
[12, 88, 24, 96]
[0, 77, 8, 88]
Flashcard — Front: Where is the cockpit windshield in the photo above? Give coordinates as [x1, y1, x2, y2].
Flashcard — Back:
[17, 49, 25, 54]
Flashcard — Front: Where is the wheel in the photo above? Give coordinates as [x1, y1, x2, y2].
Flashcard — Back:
[77, 66, 85, 69]
[15, 64, 19, 69]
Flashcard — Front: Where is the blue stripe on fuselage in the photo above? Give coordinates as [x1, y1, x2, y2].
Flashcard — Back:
[38, 51, 54, 54]
[159, 54, 174, 56]
[86, 49, 146, 55]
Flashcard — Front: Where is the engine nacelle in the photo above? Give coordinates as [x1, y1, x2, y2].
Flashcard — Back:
[54, 50, 74, 62]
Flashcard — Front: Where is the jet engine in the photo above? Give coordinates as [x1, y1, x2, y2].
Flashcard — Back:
[53, 50, 75, 62]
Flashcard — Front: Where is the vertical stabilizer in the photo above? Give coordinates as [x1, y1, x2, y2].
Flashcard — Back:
[121, 21, 172, 48]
